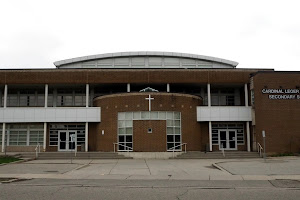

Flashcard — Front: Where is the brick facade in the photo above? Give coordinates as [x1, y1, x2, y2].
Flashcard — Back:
[252, 72, 300, 154]
[92, 93, 202, 152]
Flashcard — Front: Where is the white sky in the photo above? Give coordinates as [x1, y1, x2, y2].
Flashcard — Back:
[0, 0, 300, 70]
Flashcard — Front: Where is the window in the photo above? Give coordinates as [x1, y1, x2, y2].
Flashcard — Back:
[49, 124, 85, 146]
[6, 124, 44, 146]
[212, 123, 244, 145]
[117, 111, 181, 151]
[211, 88, 238, 106]
[251, 90, 255, 106]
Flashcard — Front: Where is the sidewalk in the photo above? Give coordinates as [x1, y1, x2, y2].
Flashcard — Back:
[0, 157, 299, 181]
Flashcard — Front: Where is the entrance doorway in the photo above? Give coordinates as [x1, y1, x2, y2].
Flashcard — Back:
[58, 130, 77, 151]
[219, 130, 237, 150]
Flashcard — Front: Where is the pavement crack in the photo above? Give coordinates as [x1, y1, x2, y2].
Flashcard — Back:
[50, 186, 65, 196]
[176, 189, 189, 200]
[144, 159, 152, 175]
[108, 159, 119, 175]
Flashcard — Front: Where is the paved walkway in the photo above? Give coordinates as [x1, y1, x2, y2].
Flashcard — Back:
[0, 157, 300, 181]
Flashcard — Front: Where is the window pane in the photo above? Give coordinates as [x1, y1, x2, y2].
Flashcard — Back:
[141, 112, 150, 119]
[126, 128, 132, 135]
[133, 112, 140, 120]
[150, 112, 158, 119]
[158, 112, 166, 120]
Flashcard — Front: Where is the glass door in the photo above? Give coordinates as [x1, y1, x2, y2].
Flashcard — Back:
[219, 130, 237, 150]
[228, 130, 237, 150]
[68, 131, 76, 150]
[219, 130, 227, 149]
[58, 131, 77, 151]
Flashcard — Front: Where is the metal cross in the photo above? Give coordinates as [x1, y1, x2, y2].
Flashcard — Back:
[145, 94, 154, 111]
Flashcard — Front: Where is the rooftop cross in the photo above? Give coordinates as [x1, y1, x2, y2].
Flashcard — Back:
[145, 94, 154, 111]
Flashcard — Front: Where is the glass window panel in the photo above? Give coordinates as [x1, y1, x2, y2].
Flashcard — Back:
[126, 136, 132, 142]
[167, 143, 174, 149]
[126, 128, 133, 135]
[37, 95, 45, 107]
[118, 143, 125, 150]
[175, 143, 181, 149]
[29, 96, 36, 106]
[125, 112, 133, 120]
[150, 112, 158, 119]
[126, 143, 132, 148]
[175, 127, 181, 135]
[119, 128, 126, 135]
[167, 127, 173, 135]
[174, 120, 180, 127]
[119, 135, 125, 142]
[19, 96, 27, 106]
[166, 112, 173, 119]
[118, 121, 125, 128]
[158, 112, 166, 120]
[141, 112, 150, 119]
[29, 124, 43, 129]
[211, 95, 219, 105]
[133, 112, 140, 120]
[166, 120, 173, 127]
[118, 112, 125, 120]
[220, 96, 226, 106]
[174, 112, 180, 119]
[167, 135, 174, 142]
[175, 135, 180, 142]
[125, 120, 133, 127]
[75, 96, 84, 106]
[64, 96, 73, 106]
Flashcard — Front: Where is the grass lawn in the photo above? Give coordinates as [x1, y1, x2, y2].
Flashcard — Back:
[0, 156, 21, 164]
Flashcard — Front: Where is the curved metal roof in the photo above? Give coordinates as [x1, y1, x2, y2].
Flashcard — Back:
[54, 51, 238, 67]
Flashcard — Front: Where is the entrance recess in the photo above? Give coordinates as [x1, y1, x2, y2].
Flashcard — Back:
[219, 130, 237, 150]
[58, 130, 77, 151]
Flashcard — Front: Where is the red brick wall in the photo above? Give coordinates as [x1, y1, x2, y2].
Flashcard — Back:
[133, 120, 166, 152]
[93, 93, 202, 152]
[253, 72, 300, 154]
[0, 69, 269, 84]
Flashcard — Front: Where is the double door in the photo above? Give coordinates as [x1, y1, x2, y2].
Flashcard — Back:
[58, 130, 77, 151]
[219, 130, 237, 150]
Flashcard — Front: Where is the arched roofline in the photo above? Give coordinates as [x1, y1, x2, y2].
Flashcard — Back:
[54, 51, 238, 67]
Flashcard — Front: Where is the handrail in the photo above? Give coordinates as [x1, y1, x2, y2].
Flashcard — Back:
[220, 144, 225, 157]
[35, 143, 41, 158]
[113, 143, 133, 152]
[257, 142, 263, 157]
[168, 143, 187, 158]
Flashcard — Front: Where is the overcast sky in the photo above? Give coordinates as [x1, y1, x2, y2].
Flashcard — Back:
[0, 0, 299, 70]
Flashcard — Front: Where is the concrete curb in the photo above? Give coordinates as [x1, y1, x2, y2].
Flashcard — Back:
[212, 163, 233, 175]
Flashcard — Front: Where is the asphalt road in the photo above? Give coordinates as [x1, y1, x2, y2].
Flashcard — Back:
[1, 179, 300, 200]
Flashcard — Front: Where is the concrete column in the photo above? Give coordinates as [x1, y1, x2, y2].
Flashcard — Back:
[86, 84, 89, 107]
[43, 122, 47, 151]
[208, 83, 212, 151]
[244, 83, 249, 107]
[2, 123, 6, 152]
[209, 121, 212, 151]
[207, 83, 211, 107]
[127, 83, 130, 93]
[4, 84, 7, 108]
[246, 121, 251, 152]
[85, 122, 88, 152]
[167, 84, 170, 92]
[45, 84, 48, 108]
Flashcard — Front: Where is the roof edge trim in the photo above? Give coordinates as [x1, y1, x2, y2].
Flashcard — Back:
[54, 51, 238, 67]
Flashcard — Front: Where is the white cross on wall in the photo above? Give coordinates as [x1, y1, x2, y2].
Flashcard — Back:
[145, 94, 154, 111]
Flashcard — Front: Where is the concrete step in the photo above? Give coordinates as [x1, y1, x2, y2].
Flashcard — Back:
[36, 152, 132, 159]
[173, 151, 261, 159]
